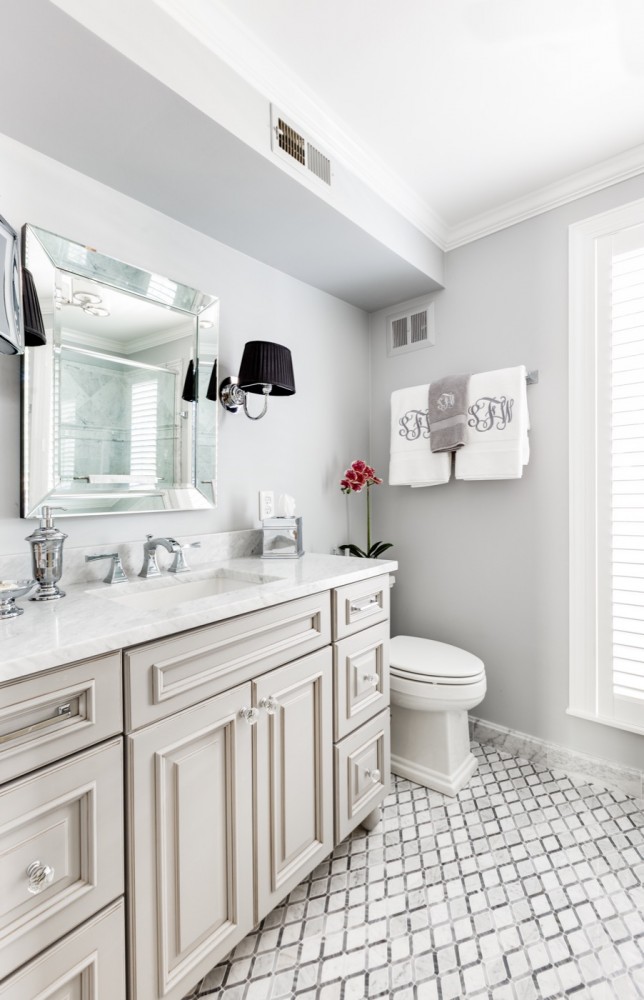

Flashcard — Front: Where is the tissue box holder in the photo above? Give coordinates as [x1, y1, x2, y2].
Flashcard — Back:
[261, 517, 304, 559]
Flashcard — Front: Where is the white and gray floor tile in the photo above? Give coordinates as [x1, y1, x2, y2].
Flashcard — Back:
[184, 742, 644, 999]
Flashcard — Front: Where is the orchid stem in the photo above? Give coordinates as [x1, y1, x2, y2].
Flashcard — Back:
[366, 484, 371, 555]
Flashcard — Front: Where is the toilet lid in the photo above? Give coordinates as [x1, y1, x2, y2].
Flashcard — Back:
[389, 635, 485, 681]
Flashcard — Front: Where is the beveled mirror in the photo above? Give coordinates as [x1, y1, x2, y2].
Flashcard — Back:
[21, 225, 218, 517]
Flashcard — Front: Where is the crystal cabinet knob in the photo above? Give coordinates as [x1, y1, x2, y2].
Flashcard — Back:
[26, 860, 55, 894]
[258, 695, 279, 715]
[363, 673, 379, 687]
[364, 768, 381, 784]
[239, 707, 259, 725]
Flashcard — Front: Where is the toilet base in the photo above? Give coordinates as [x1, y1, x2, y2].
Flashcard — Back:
[391, 748, 477, 797]
[390, 704, 478, 796]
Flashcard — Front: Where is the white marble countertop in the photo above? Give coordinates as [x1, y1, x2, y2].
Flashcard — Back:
[0, 553, 397, 684]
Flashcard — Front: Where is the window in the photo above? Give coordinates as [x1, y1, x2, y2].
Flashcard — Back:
[569, 198, 644, 735]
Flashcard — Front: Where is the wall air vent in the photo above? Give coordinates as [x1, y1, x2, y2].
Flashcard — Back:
[386, 300, 435, 358]
[270, 106, 332, 186]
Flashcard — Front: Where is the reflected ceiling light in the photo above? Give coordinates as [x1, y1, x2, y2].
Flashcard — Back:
[219, 341, 295, 420]
[55, 283, 111, 318]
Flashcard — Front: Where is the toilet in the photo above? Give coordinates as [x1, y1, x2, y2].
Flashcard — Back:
[389, 636, 486, 796]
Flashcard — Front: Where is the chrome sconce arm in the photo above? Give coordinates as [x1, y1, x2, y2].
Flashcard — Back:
[218, 341, 294, 421]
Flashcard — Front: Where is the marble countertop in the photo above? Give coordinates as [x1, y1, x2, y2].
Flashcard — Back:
[0, 553, 397, 684]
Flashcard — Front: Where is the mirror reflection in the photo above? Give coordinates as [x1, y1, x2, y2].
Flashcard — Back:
[22, 226, 219, 517]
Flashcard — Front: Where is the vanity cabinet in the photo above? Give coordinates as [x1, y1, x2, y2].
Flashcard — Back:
[0, 563, 392, 1000]
[332, 575, 391, 841]
[0, 653, 126, 1000]
[125, 609, 334, 1000]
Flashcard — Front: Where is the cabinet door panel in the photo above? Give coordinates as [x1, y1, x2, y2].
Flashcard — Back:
[254, 648, 333, 923]
[128, 684, 253, 1000]
[0, 899, 126, 1000]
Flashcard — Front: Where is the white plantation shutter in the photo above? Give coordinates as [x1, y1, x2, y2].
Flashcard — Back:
[130, 378, 158, 481]
[570, 205, 644, 735]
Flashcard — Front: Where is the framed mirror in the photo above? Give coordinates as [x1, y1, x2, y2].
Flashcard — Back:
[21, 225, 219, 517]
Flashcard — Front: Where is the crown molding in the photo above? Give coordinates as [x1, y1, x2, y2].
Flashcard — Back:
[152, 0, 449, 249]
[444, 143, 644, 251]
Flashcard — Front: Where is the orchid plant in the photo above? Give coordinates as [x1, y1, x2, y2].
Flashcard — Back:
[339, 460, 393, 559]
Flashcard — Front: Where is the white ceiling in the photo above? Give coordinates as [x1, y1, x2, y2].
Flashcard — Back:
[5, 1, 644, 310]
[157, 0, 644, 244]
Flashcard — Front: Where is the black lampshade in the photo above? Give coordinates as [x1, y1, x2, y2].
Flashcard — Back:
[238, 341, 295, 396]
[181, 359, 197, 402]
[22, 268, 46, 346]
[205, 360, 218, 401]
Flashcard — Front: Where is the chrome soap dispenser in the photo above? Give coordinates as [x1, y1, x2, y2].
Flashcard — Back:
[26, 506, 67, 600]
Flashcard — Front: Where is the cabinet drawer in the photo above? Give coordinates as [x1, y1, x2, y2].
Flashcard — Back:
[0, 898, 126, 1000]
[334, 710, 390, 843]
[0, 738, 124, 980]
[332, 574, 390, 640]
[334, 622, 390, 740]
[124, 592, 330, 731]
[0, 652, 122, 784]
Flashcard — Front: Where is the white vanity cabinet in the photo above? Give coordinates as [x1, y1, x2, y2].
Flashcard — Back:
[332, 574, 391, 840]
[124, 596, 334, 1000]
[0, 561, 393, 1000]
[0, 652, 126, 1000]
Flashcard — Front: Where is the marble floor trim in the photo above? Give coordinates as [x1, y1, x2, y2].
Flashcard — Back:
[470, 716, 644, 805]
[183, 741, 644, 1000]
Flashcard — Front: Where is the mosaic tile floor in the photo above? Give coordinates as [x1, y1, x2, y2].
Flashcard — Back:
[184, 742, 644, 1000]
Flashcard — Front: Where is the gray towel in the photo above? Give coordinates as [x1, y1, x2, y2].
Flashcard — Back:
[428, 373, 471, 452]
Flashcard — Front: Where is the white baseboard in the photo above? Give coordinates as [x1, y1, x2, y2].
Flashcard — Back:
[470, 715, 644, 803]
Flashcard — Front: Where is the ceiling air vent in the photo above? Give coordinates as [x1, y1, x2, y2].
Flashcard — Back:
[386, 300, 435, 358]
[270, 106, 332, 186]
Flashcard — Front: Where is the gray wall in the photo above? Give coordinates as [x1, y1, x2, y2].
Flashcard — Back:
[370, 175, 644, 771]
[0, 134, 369, 556]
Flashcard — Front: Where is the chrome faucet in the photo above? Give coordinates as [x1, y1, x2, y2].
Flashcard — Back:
[85, 552, 128, 584]
[139, 536, 201, 577]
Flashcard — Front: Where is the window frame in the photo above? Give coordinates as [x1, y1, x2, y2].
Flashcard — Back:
[569, 196, 644, 736]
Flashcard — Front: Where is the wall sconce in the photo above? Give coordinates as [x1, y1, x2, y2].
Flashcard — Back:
[219, 341, 295, 420]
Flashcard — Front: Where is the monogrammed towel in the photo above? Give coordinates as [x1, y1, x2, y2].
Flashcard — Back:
[455, 366, 530, 480]
[389, 385, 451, 487]
[428, 373, 471, 452]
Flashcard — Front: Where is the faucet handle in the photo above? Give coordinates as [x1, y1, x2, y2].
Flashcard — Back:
[85, 553, 128, 585]
[168, 541, 201, 574]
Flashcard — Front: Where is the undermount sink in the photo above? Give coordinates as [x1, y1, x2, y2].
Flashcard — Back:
[87, 568, 280, 613]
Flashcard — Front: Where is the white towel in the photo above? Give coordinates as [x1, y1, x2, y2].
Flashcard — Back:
[389, 385, 451, 487]
[455, 365, 530, 480]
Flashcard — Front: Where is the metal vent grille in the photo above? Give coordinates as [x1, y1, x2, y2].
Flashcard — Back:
[410, 311, 428, 343]
[386, 301, 435, 357]
[306, 143, 331, 185]
[392, 318, 408, 349]
[277, 118, 305, 165]
[271, 106, 332, 187]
